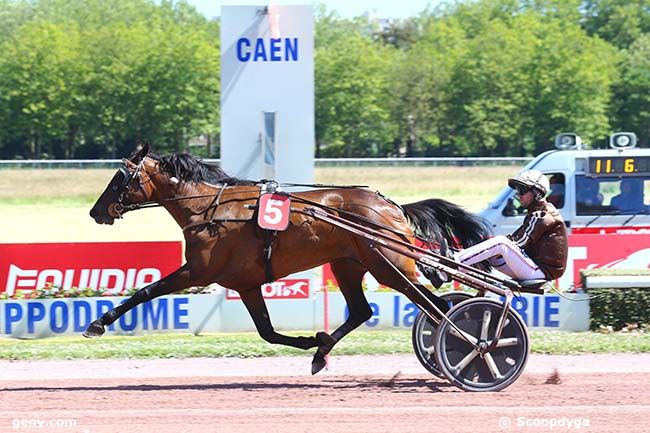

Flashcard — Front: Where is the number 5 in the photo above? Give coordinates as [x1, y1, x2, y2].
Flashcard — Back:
[262, 199, 284, 224]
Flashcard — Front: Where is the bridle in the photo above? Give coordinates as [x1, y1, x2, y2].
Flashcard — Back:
[110, 158, 160, 217]
[109, 158, 229, 218]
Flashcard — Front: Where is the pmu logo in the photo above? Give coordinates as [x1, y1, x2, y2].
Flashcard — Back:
[227, 279, 310, 300]
[4, 264, 161, 296]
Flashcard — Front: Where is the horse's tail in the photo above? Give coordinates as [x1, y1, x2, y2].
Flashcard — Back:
[402, 198, 491, 255]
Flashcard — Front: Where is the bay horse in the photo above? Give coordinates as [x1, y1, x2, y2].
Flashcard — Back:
[86, 144, 489, 374]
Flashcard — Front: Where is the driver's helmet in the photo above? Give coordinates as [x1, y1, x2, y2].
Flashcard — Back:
[508, 170, 550, 197]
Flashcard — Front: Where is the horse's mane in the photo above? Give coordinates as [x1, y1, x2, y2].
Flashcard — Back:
[148, 152, 255, 186]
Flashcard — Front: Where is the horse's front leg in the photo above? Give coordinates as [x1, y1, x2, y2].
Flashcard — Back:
[239, 287, 332, 352]
[83, 264, 194, 338]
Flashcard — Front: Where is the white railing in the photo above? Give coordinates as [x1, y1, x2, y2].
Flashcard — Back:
[0, 156, 532, 169]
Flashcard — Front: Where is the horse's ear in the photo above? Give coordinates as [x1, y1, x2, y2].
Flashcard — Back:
[130, 142, 150, 163]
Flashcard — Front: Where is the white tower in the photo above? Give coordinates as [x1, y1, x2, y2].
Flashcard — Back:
[220, 5, 314, 183]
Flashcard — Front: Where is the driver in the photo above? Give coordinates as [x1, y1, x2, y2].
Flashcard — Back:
[453, 170, 568, 281]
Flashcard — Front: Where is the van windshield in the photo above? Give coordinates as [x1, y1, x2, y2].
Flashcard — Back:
[576, 175, 650, 215]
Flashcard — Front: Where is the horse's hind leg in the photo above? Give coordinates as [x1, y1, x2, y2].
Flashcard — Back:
[239, 288, 321, 350]
[311, 259, 372, 374]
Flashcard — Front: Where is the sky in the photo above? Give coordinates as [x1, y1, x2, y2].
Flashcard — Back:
[186, 0, 444, 20]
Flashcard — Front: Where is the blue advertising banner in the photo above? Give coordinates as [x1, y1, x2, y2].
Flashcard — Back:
[0, 291, 589, 339]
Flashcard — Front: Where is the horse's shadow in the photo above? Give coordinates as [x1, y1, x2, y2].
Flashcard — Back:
[1, 377, 455, 394]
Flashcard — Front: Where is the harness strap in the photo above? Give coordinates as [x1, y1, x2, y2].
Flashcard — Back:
[181, 217, 251, 232]
[206, 183, 228, 220]
[263, 229, 276, 283]
[180, 184, 232, 232]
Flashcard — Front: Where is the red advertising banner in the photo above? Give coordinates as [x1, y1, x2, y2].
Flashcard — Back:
[567, 233, 650, 285]
[572, 226, 650, 235]
[323, 234, 650, 291]
[0, 242, 182, 295]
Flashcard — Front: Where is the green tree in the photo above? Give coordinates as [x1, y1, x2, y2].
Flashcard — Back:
[315, 15, 396, 157]
[388, 17, 469, 156]
[583, 0, 650, 49]
[445, 15, 539, 156]
[525, 19, 620, 152]
[432, 1, 619, 155]
[373, 18, 421, 50]
[0, 20, 85, 158]
[612, 34, 650, 147]
[0, 0, 220, 158]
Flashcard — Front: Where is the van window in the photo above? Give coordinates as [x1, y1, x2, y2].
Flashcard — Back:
[547, 173, 565, 208]
[576, 175, 650, 215]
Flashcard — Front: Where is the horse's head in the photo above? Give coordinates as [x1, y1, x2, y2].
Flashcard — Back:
[90, 143, 156, 224]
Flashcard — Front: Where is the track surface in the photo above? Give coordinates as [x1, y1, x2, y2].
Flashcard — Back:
[1, 354, 649, 433]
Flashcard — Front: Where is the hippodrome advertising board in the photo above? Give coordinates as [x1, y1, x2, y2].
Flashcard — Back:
[0, 291, 589, 338]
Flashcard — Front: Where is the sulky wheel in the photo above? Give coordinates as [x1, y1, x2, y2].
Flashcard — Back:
[433, 298, 529, 392]
[411, 291, 474, 378]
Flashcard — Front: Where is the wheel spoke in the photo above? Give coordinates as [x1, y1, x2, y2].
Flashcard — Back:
[483, 353, 504, 380]
[480, 309, 491, 341]
[449, 327, 479, 345]
[492, 337, 519, 348]
[451, 349, 480, 375]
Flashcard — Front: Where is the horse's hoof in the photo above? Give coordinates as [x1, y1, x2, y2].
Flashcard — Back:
[311, 357, 327, 375]
[83, 320, 105, 338]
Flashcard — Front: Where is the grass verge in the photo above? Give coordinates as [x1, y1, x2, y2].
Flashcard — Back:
[0, 330, 648, 361]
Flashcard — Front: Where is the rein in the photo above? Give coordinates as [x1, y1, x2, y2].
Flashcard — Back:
[286, 194, 417, 241]
[123, 182, 364, 213]
[116, 165, 415, 240]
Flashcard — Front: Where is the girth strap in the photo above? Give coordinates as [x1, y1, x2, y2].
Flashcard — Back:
[260, 180, 279, 284]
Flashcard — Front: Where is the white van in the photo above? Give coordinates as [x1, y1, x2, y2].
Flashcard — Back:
[479, 132, 650, 288]
[480, 132, 650, 235]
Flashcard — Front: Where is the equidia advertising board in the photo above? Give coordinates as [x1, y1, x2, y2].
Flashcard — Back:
[0, 242, 182, 295]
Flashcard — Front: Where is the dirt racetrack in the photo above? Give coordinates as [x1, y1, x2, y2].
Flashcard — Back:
[1, 354, 649, 433]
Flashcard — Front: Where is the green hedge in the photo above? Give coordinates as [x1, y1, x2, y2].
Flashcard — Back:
[587, 288, 650, 330]
[582, 269, 650, 331]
